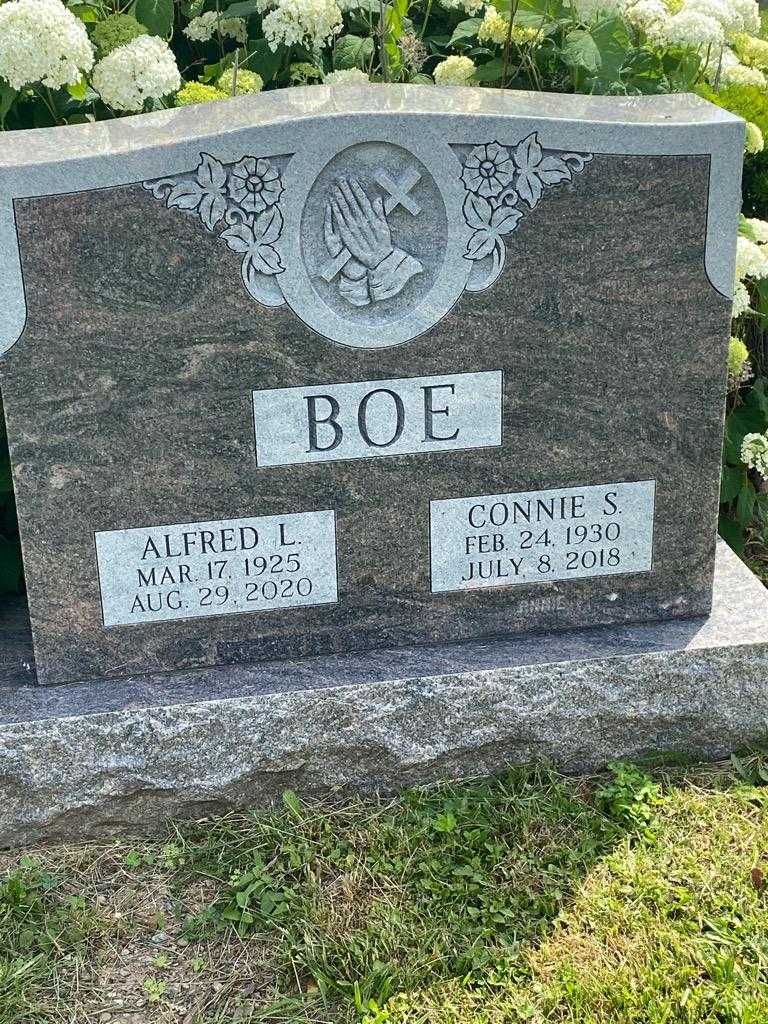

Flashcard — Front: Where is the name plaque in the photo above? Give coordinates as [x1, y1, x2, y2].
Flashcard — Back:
[95, 511, 338, 627]
[430, 481, 655, 593]
[252, 370, 503, 467]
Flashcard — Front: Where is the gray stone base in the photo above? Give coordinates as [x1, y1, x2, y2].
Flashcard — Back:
[1, 540, 767, 847]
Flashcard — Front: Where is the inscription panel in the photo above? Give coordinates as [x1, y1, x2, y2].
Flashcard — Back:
[253, 370, 503, 466]
[96, 511, 338, 627]
[430, 481, 655, 593]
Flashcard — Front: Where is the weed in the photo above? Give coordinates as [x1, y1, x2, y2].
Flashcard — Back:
[142, 976, 167, 1003]
[0, 856, 100, 955]
[731, 744, 768, 786]
[0, 856, 104, 1021]
[594, 761, 664, 831]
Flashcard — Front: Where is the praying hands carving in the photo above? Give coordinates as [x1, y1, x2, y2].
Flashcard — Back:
[321, 177, 423, 308]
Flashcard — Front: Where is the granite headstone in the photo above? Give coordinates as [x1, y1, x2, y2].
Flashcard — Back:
[0, 86, 743, 687]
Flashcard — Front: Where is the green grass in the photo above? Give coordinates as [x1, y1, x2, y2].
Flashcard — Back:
[0, 760, 767, 1023]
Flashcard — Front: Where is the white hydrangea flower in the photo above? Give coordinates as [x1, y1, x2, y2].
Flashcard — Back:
[92, 34, 181, 113]
[732, 0, 760, 32]
[477, 6, 508, 43]
[260, 0, 343, 52]
[433, 55, 476, 85]
[721, 60, 766, 85]
[741, 432, 768, 477]
[685, 0, 742, 32]
[709, 44, 737, 70]
[0, 0, 94, 90]
[217, 67, 263, 94]
[733, 32, 768, 68]
[746, 121, 765, 153]
[477, 7, 539, 44]
[624, 0, 670, 35]
[744, 217, 768, 243]
[660, 9, 725, 46]
[703, 44, 740, 79]
[324, 67, 369, 84]
[735, 234, 768, 280]
[732, 279, 751, 318]
[439, 0, 485, 12]
[184, 11, 248, 44]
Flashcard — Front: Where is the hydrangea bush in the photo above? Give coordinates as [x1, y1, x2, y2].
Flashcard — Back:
[0, 0, 768, 574]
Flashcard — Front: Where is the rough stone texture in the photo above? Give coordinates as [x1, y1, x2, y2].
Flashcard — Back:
[1, 146, 733, 685]
[1, 541, 766, 848]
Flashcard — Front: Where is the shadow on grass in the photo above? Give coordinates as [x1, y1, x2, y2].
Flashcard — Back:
[173, 764, 645, 1021]
[2, 760, 767, 1024]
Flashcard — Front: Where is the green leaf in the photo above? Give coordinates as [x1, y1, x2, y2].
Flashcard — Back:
[282, 790, 302, 817]
[221, 0, 260, 16]
[720, 464, 743, 505]
[719, 514, 746, 555]
[67, 78, 88, 101]
[745, 376, 768, 415]
[384, 0, 410, 79]
[740, 213, 758, 242]
[448, 18, 482, 47]
[587, 17, 628, 85]
[727, 403, 767, 452]
[752, 277, 768, 315]
[473, 57, 506, 81]
[201, 60, 225, 83]
[723, 426, 741, 467]
[133, 0, 174, 37]
[514, 10, 548, 28]
[333, 34, 374, 70]
[69, 3, 99, 20]
[736, 478, 757, 528]
[0, 83, 18, 126]
[243, 39, 285, 83]
[562, 29, 601, 73]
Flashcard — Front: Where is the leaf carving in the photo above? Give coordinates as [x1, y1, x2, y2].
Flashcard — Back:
[490, 205, 523, 234]
[251, 244, 284, 276]
[165, 181, 205, 212]
[197, 152, 227, 190]
[465, 229, 496, 261]
[513, 132, 575, 209]
[199, 192, 227, 231]
[463, 192, 493, 230]
[255, 206, 283, 246]
[221, 221, 256, 254]
[536, 155, 572, 185]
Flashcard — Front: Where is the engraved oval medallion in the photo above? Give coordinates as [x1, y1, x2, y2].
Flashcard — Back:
[279, 127, 471, 348]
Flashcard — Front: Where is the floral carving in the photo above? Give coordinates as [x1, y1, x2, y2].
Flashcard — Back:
[461, 142, 515, 199]
[141, 136, 592, 334]
[143, 152, 286, 307]
[461, 134, 591, 291]
[227, 156, 283, 214]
